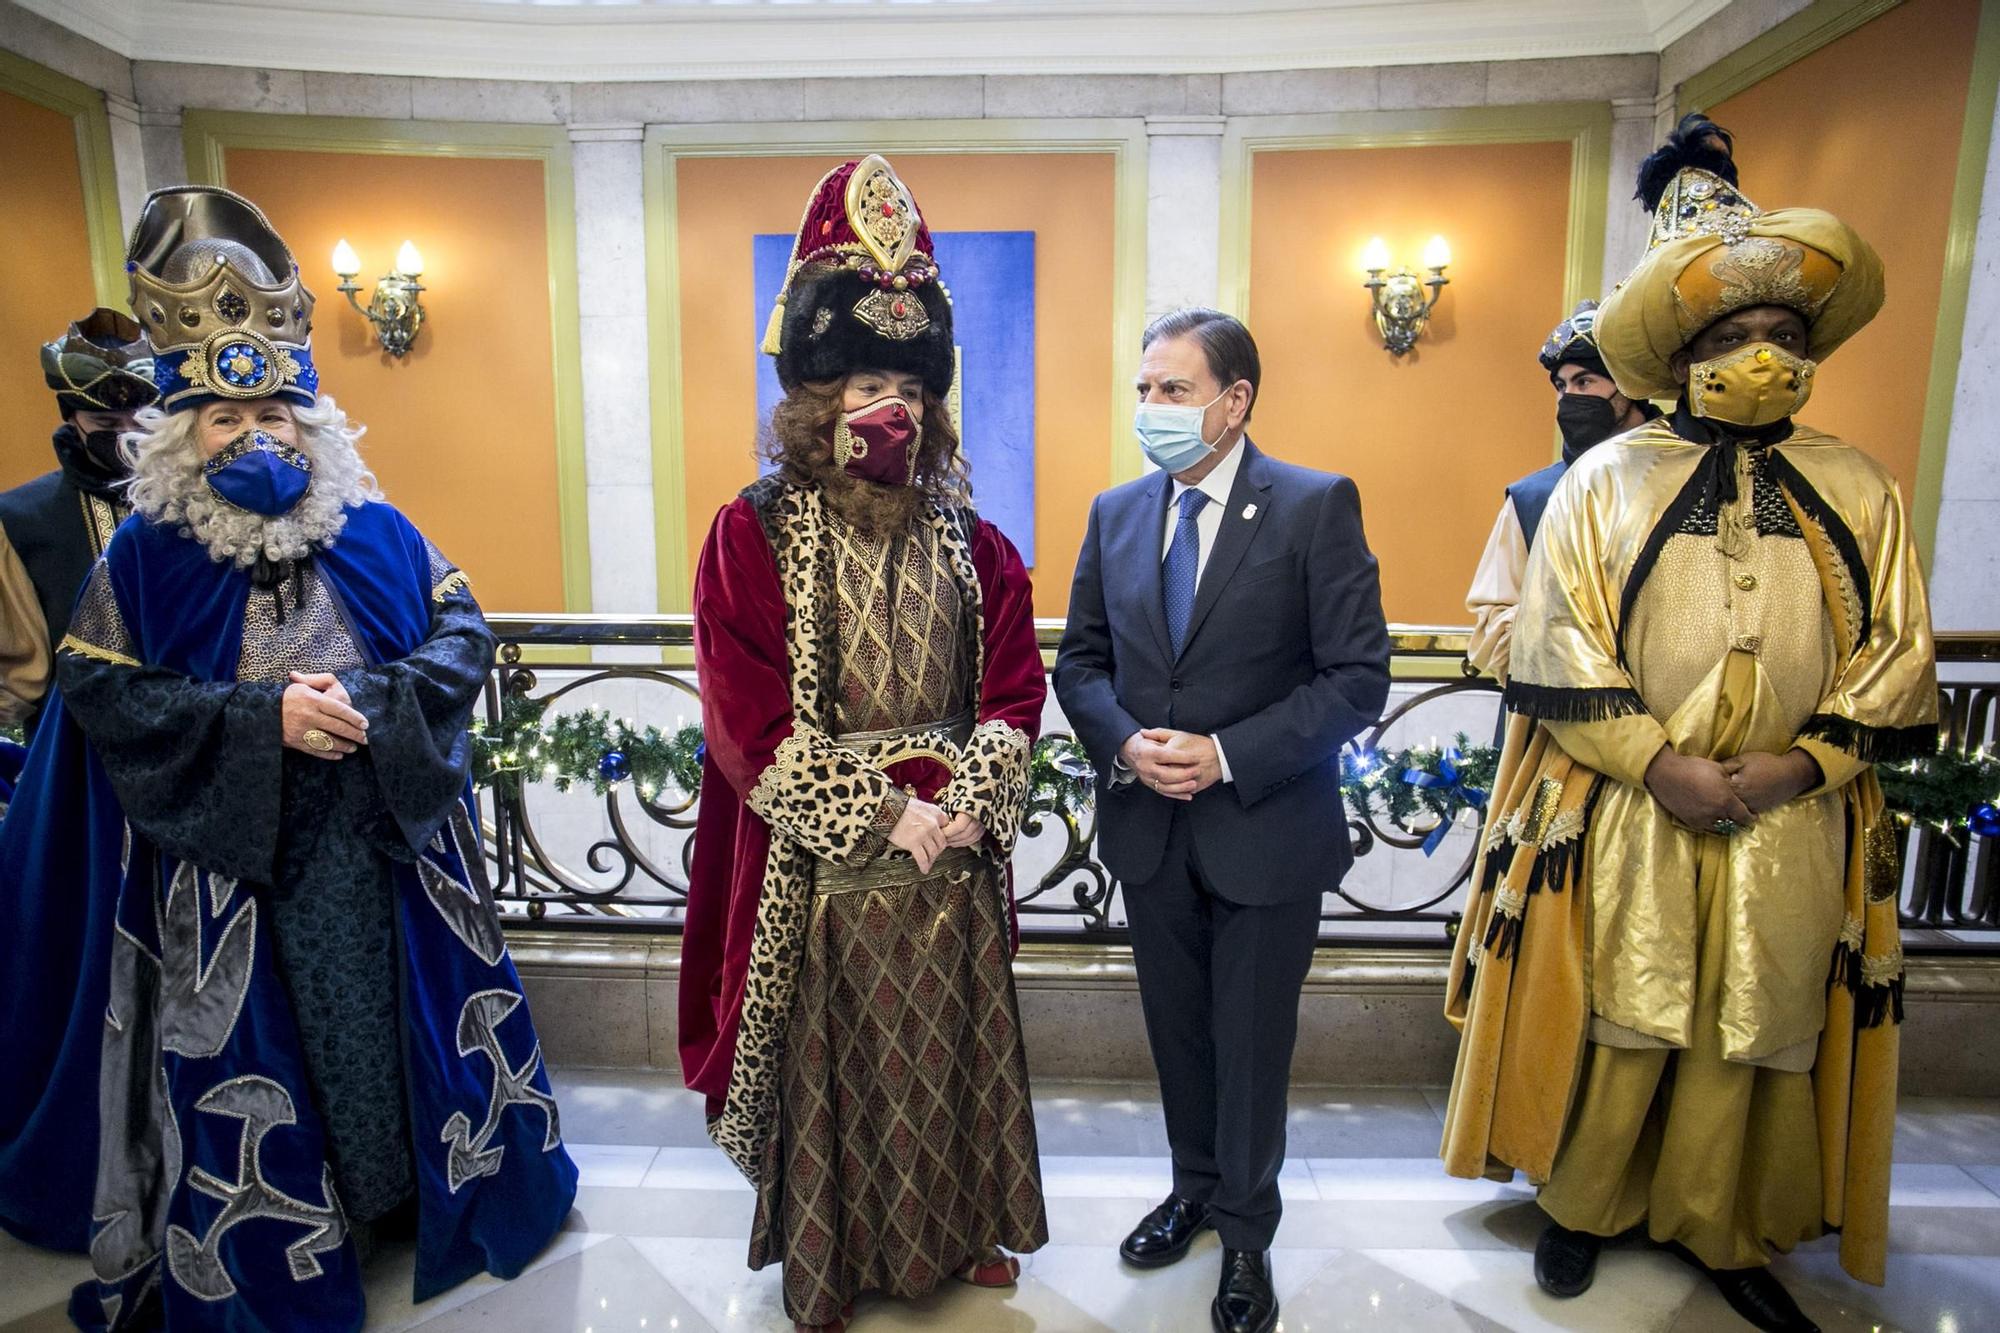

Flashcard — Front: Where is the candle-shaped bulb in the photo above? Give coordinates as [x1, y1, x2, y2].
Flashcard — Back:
[1360, 236, 1392, 274]
[1422, 235, 1452, 270]
[331, 238, 361, 279]
[395, 240, 424, 277]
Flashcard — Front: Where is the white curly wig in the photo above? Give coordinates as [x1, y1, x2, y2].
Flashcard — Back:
[122, 394, 384, 566]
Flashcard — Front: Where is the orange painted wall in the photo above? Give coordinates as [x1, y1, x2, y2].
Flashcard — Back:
[0, 88, 99, 492]
[222, 148, 564, 611]
[1247, 139, 1575, 623]
[675, 152, 1116, 616]
[1709, 0, 1981, 494]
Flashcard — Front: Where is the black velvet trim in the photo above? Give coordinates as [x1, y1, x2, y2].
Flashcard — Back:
[1798, 713, 1938, 764]
[1502, 680, 1649, 723]
[1762, 448, 1875, 647]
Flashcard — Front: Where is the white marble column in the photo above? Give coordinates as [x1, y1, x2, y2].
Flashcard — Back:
[569, 123, 659, 622]
[101, 92, 149, 237]
[1602, 97, 1657, 296]
[135, 107, 186, 194]
[1929, 94, 2000, 631]
[1144, 115, 1226, 317]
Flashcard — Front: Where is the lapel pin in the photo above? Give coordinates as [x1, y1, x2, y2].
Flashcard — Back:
[1242, 503, 1258, 521]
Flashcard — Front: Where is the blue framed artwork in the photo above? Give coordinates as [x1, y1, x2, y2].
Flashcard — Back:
[753, 230, 1038, 567]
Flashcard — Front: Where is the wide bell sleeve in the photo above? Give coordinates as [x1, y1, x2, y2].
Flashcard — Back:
[56, 561, 287, 884]
[1506, 468, 1671, 791]
[335, 543, 496, 860]
[693, 498, 907, 865]
[1793, 467, 1939, 774]
[935, 519, 1044, 856]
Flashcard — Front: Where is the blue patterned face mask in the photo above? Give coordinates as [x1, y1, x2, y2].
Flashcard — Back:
[203, 429, 312, 516]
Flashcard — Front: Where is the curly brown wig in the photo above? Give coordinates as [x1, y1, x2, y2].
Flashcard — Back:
[760, 376, 970, 534]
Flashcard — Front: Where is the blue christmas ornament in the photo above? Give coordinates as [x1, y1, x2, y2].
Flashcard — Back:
[694, 742, 707, 768]
[1969, 801, 2000, 839]
[598, 750, 631, 784]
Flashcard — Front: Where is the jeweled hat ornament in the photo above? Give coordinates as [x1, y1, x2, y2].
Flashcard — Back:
[762, 154, 956, 397]
[1536, 300, 1608, 384]
[1594, 113, 1884, 402]
[41, 308, 158, 415]
[126, 185, 319, 412]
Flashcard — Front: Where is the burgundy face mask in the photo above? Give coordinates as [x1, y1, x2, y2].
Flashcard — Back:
[831, 396, 922, 487]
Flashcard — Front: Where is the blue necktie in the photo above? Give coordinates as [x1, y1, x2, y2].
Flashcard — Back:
[1163, 487, 1209, 656]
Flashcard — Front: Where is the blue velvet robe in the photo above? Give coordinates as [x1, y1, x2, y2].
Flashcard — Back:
[7, 501, 576, 1331]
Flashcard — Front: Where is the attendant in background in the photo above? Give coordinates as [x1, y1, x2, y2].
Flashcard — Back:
[1465, 300, 1656, 683]
[0, 310, 156, 743]
[1054, 307, 1389, 1333]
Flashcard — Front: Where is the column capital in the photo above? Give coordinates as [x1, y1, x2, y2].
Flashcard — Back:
[1611, 96, 1656, 121]
[569, 122, 645, 144]
[1145, 115, 1227, 138]
[103, 92, 142, 125]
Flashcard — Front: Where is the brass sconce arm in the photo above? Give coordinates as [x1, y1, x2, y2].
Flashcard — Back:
[1360, 235, 1451, 356]
[331, 239, 427, 358]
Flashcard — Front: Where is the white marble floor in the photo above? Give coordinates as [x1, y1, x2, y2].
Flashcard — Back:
[5, 1073, 1999, 1332]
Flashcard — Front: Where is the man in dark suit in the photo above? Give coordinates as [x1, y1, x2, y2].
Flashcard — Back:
[1054, 308, 1389, 1333]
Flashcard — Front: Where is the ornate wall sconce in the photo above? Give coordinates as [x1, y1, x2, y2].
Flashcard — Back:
[1360, 235, 1451, 356]
[331, 238, 426, 357]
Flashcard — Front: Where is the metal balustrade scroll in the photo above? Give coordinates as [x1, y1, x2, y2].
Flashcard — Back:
[475, 616, 2000, 951]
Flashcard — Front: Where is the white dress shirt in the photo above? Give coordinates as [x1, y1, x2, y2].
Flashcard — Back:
[1116, 441, 1247, 787]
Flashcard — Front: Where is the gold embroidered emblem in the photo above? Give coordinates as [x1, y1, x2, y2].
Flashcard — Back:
[1710, 238, 1826, 318]
[811, 307, 834, 338]
[842, 154, 920, 273]
[852, 288, 930, 341]
[1517, 777, 1565, 848]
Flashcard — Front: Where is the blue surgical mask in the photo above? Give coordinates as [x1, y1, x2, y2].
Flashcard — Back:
[203, 429, 312, 516]
[1134, 387, 1232, 474]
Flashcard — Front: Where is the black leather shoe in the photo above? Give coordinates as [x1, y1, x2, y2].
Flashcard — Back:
[1533, 1221, 1603, 1298]
[1119, 1193, 1212, 1268]
[1211, 1248, 1278, 1333]
[1669, 1245, 1820, 1332]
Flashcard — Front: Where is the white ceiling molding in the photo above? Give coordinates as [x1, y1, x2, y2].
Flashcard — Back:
[19, 0, 1739, 83]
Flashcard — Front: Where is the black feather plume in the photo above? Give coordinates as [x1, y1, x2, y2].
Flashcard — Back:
[1635, 112, 1738, 213]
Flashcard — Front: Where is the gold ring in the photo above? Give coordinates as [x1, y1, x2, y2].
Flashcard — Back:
[303, 728, 336, 753]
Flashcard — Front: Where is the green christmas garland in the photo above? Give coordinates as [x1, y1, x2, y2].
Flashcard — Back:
[465, 704, 1998, 840]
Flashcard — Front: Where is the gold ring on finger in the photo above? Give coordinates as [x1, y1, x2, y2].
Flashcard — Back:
[303, 728, 336, 753]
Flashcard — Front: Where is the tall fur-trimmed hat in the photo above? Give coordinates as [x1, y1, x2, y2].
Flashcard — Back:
[762, 155, 955, 397]
[126, 186, 319, 412]
[41, 308, 158, 416]
[1595, 113, 1884, 400]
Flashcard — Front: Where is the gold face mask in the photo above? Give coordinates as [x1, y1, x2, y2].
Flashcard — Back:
[1687, 341, 1816, 428]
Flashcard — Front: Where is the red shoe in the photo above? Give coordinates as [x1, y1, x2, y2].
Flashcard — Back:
[954, 1250, 1021, 1287]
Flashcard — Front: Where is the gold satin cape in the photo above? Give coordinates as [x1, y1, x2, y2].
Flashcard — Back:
[1440, 419, 1937, 1285]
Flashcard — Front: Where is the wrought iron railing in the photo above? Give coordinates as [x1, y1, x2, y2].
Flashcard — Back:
[476, 616, 1999, 950]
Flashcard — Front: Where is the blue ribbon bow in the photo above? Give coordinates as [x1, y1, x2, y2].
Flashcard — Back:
[1402, 748, 1491, 855]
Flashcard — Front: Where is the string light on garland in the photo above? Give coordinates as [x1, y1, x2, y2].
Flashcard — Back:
[468, 702, 1996, 844]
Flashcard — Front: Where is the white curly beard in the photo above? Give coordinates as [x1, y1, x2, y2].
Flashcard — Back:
[122, 395, 384, 566]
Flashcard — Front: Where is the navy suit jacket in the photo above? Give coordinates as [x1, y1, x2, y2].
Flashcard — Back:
[1053, 439, 1390, 905]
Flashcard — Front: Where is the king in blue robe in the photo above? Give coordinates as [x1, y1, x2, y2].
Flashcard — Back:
[4, 184, 577, 1332]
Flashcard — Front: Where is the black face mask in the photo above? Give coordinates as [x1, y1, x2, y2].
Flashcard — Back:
[1555, 393, 1623, 462]
[50, 423, 129, 497]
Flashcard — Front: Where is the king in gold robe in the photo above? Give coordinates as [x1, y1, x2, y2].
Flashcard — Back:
[1441, 114, 1936, 1331]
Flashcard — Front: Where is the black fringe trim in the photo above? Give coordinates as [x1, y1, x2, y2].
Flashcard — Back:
[1799, 713, 1939, 765]
[1502, 681, 1648, 724]
[1456, 960, 1477, 1004]
[1480, 837, 1518, 892]
[1483, 910, 1523, 965]
[1829, 940, 1906, 1029]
